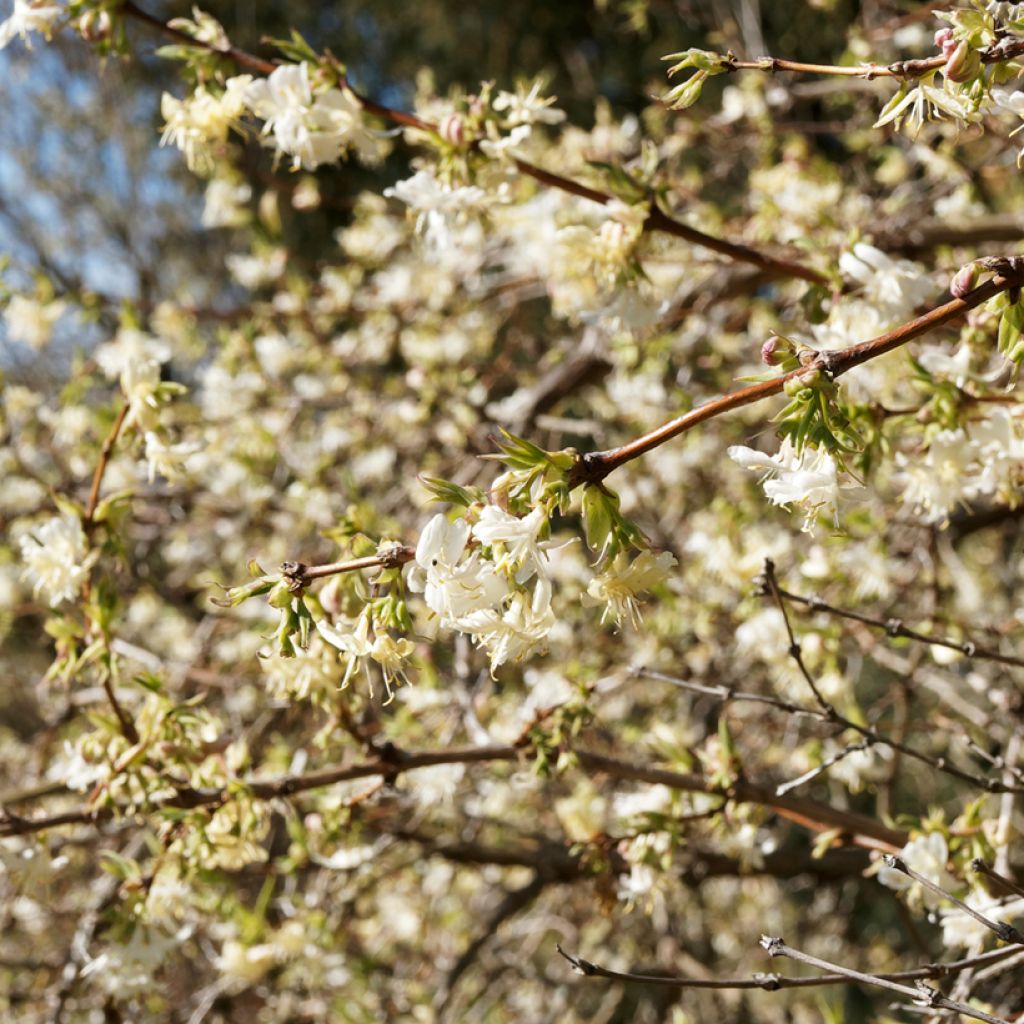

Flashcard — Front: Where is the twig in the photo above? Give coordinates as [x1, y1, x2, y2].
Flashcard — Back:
[569, 267, 1024, 486]
[722, 37, 1024, 81]
[760, 936, 1012, 1024]
[883, 856, 1024, 947]
[0, 741, 907, 849]
[83, 401, 130, 528]
[280, 545, 416, 589]
[775, 741, 873, 797]
[775, 585, 1024, 671]
[972, 859, 1024, 902]
[757, 563, 1024, 796]
[762, 559, 836, 715]
[556, 942, 1022, 991]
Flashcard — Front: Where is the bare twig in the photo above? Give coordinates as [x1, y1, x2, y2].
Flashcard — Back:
[83, 401, 130, 527]
[722, 37, 1024, 81]
[556, 942, 1022, 991]
[883, 856, 1024, 947]
[760, 936, 1012, 1024]
[775, 585, 1024, 671]
[972, 859, 1024, 902]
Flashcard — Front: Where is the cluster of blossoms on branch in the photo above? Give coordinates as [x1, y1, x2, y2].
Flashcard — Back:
[6, 0, 1024, 1019]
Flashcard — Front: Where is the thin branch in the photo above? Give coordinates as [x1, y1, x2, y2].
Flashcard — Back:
[775, 584, 1024, 671]
[280, 545, 416, 589]
[119, 2, 827, 285]
[722, 37, 1024, 81]
[883, 856, 1024, 947]
[760, 936, 1012, 1024]
[570, 266, 1024, 486]
[556, 942, 1022, 991]
[0, 740, 907, 849]
[775, 741, 873, 797]
[83, 400, 130, 528]
[763, 559, 837, 715]
[758, 562, 1024, 796]
[972, 859, 1024, 902]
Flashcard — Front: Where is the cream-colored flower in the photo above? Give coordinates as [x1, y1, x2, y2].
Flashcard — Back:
[583, 550, 676, 627]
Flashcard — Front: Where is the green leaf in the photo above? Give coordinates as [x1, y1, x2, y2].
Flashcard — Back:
[419, 475, 484, 508]
[998, 300, 1024, 358]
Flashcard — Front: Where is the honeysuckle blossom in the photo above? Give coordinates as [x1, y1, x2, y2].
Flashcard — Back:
[0, 0, 61, 50]
[408, 514, 509, 625]
[159, 77, 252, 174]
[315, 609, 414, 697]
[384, 169, 491, 247]
[492, 80, 566, 125]
[728, 439, 847, 528]
[460, 575, 556, 668]
[2, 294, 65, 349]
[19, 513, 96, 606]
[583, 550, 677, 627]
[877, 832, 956, 909]
[898, 409, 1024, 523]
[837, 243, 932, 321]
[244, 63, 383, 170]
[201, 177, 252, 228]
[873, 73, 975, 136]
[940, 890, 1024, 951]
[470, 505, 548, 581]
[143, 432, 201, 483]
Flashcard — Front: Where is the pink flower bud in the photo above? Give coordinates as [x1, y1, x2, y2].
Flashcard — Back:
[439, 113, 465, 146]
[950, 263, 978, 299]
[944, 40, 980, 83]
[934, 28, 958, 60]
[761, 337, 781, 365]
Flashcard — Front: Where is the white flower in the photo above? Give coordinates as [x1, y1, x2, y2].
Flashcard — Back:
[244, 63, 382, 170]
[3, 295, 65, 349]
[408, 514, 508, 626]
[0, 0, 62, 50]
[143, 432, 200, 483]
[471, 505, 548, 581]
[315, 610, 414, 699]
[19, 514, 95, 606]
[940, 890, 1024, 952]
[877, 832, 955, 909]
[493, 80, 566, 125]
[478, 123, 532, 159]
[226, 247, 287, 288]
[81, 926, 183, 996]
[160, 77, 251, 174]
[874, 74, 975, 137]
[729, 439, 846, 529]
[202, 177, 251, 228]
[460, 574, 555, 669]
[583, 550, 677, 628]
[838, 243, 932, 321]
[384, 169, 490, 248]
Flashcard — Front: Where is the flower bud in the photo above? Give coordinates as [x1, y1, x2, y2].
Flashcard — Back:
[79, 10, 113, 42]
[439, 113, 465, 146]
[760, 334, 796, 366]
[267, 579, 295, 610]
[934, 28, 956, 59]
[950, 263, 978, 299]
[944, 40, 981, 83]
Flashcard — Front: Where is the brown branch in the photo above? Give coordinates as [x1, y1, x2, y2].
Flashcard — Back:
[556, 942, 1022, 991]
[724, 37, 1024, 81]
[569, 266, 1024, 487]
[118, 2, 826, 285]
[280, 545, 416, 589]
[83, 400, 130, 527]
[0, 741, 906, 849]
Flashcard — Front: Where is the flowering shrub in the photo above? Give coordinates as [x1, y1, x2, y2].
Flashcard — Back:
[4, 1, 1024, 1020]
